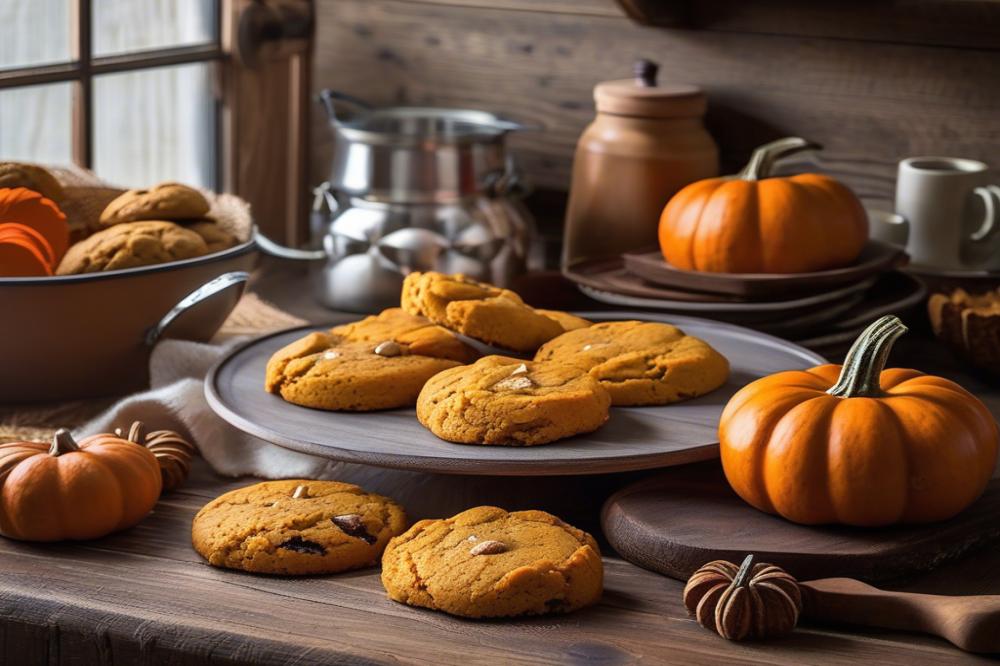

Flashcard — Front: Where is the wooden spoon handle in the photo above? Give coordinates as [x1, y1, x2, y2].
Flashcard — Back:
[801, 578, 1000, 654]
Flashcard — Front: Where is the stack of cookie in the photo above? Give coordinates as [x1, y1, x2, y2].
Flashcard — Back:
[57, 182, 238, 274]
[192, 479, 603, 619]
[265, 271, 731, 447]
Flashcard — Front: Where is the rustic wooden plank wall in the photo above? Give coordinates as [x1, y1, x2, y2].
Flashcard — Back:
[310, 0, 1000, 223]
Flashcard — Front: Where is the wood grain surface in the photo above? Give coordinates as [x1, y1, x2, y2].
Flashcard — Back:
[309, 0, 1000, 204]
[601, 462, 1000, 584]
[0, 459, 997, 665]
[206, 313, 823, 475]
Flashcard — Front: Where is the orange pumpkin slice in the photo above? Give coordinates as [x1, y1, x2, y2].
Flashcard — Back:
[0, 234, 53, 277]
[0, 187, 69, 263]
[0, 222, 56, 269]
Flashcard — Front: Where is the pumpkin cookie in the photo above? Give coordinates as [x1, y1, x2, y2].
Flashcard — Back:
[381, 506, 602, 618]
[416, 355, 611, 445]
[535, 321, 729, 406]
[401, 271, 587, 353]
[265, 324, 474, 412]
[0, 162, 64, 202]
[192, 480, 407, 575]
[99, 182, 210, 227]
[186, 219, 238, 253]
[56, 220, 207, 274]
[331, 307, 479, 364]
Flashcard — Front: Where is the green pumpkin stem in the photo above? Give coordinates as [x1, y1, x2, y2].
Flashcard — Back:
[50, 429, 80, 457]
[827, 315, 908, 398]
[732, 554, 756, 588]
[738, 137, 821, 181]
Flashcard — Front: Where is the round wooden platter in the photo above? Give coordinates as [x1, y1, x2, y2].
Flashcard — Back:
[205, 311, 824, 476]
[601, 462, 1000, 583]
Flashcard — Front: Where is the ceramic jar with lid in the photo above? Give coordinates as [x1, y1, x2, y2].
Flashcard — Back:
[562, 61, 718, 269]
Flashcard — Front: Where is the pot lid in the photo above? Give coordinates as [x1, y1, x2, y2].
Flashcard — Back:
[594, 59, 706, 118]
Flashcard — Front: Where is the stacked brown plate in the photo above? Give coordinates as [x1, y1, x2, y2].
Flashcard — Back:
[564, 240, 925, 357]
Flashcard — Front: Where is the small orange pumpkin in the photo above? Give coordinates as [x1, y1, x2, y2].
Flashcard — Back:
[658, 137, 868, 274]
[0, 429, 162, 541]
[719, 315, 998, 526]
[0, 186, 69, 264]
[0, 226, 53, 276]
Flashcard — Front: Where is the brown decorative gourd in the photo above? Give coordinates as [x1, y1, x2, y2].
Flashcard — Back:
[683, 554, 801, 641]
[0, 428, 162, 541]
[658, 137, 868, 274]
[115, 421, 197, 492]
[928, 288, 1000, 376]
[720, 315, 999, 526]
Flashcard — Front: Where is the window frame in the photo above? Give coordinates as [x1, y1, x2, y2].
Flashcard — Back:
[0, 0, 225, 187]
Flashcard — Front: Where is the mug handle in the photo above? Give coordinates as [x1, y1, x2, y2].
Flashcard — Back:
[969, 185, 1000, 243]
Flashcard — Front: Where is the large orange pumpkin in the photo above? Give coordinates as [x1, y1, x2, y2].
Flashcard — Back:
[719, 315, 998, 526]
[0, 429, 162, 541]
[658, 137, 868, 274]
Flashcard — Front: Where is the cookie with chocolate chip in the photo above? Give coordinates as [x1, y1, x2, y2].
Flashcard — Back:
[416, 355, 611, 445]
[191, 480, 407, 575]
[381, 505, 603, 618]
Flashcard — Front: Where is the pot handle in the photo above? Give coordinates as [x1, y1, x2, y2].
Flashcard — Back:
[318, 88, 373, 126]
[255, 230, 327, 261]
[146, 271, 249, 346]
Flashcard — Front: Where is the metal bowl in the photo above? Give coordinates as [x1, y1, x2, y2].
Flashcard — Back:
[0, 237, 257, 403]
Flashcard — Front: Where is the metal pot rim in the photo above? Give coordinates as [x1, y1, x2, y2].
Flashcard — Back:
[333, 106, 521, 146]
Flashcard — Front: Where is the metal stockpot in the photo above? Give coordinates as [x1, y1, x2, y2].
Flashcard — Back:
[259, 91, 538, 312]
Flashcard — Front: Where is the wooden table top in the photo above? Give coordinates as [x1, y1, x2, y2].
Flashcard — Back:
[3, 260, 999, 664]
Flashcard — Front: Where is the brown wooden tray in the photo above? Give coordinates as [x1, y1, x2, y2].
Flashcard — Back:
[205, 312, 825, 476]
[623, 241, 907, 298]
[601, 462, 1000, 583]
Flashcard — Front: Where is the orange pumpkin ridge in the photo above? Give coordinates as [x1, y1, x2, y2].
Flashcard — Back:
[0, 186, 69, 263]
[719, 315, 999, 527]
[658, 137, 868, 275]
[0, 429, 162, 542]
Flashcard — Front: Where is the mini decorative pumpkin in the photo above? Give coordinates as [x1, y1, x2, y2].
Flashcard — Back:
[658, 137, 868, 274]
[0, 223, 53, 276]
[720, 315, 999, 526]
[0, 428, 162, 541]
[115, 421, 196, 492]
[0, 187, 69, 263]
[683, 554, 801, 641]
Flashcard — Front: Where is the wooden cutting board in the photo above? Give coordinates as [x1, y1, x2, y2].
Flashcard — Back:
[601, 462, 1000, 584]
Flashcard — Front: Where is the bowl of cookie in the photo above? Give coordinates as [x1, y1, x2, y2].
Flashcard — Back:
[0, 162, 257, 403]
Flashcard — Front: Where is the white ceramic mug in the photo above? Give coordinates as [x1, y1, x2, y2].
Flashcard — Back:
[896, 157, 1000, 271]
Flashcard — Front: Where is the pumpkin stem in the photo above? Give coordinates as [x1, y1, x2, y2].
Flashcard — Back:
[827, 315, 908, 398]
[50, 429, 80, 456]
[732, 554, 755, 588]
[738, 137, 821, 181]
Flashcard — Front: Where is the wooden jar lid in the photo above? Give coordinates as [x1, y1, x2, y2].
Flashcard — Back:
[594, 60, 706, 118]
